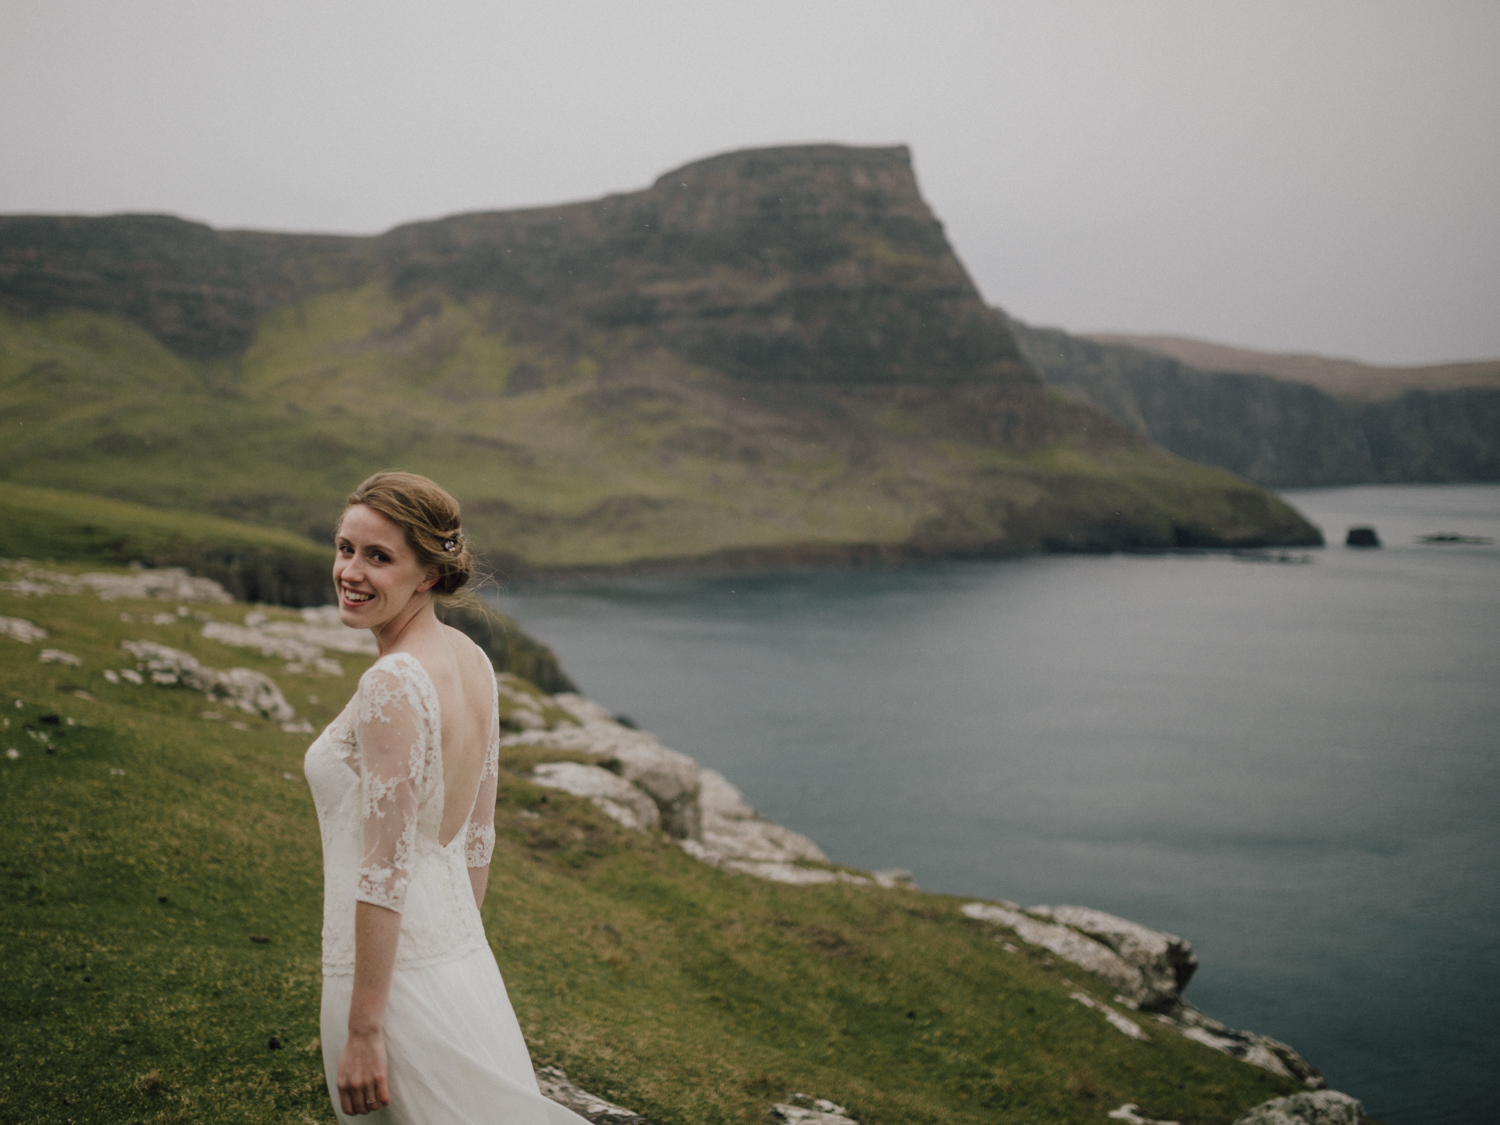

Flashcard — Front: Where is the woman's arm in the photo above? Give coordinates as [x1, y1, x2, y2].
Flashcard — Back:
[338, 901, 402, 1116]
[344, 662, 425, 1116]
[468, 864, 489, 910]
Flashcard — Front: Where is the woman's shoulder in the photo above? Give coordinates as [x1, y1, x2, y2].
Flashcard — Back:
[355, 651, 435, 716]
[440, 624, 496, 683]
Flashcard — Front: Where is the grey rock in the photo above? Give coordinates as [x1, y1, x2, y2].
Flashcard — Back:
[1026, 904, 1197, 1009]
[0, 616, 48, 643]
[1233, 1090, 1363, 1125]
[504, 714, 704, 840]
[773, 1094, 859, 1125]
[964, 900, 1325, 1087]
[1071, 991, 1147, 1040]
[535, 1065, 653, 1125]
[119, 639, 297, 722]
[962, 902, 1145, 1000]
[698, 768, 827, 863]
[532, 762, 662, 831]
[1153, 1001, 1325, 1088]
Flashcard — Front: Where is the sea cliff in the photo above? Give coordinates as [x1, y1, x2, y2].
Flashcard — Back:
[1, 144, 1320, 567]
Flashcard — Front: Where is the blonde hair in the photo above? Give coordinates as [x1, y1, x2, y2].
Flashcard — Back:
[342, 470, 476, 599]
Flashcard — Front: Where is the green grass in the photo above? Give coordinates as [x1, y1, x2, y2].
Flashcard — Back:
[0, 482, 329, 569]
[1, 563, 1304, 1124]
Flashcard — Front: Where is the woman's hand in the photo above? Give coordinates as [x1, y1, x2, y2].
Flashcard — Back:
[336, 1026, 391, 1116]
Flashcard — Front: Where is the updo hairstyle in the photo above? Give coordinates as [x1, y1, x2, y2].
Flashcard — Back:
[342, 470, 475, 599]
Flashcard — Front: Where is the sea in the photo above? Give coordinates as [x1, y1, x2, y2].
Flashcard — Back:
[490, 484, 1500, 1125]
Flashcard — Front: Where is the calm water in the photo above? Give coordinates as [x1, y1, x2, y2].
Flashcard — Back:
[492, 485, 1500, 1125]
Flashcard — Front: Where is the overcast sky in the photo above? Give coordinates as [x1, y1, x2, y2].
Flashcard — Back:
[5, 1, 1497, 364]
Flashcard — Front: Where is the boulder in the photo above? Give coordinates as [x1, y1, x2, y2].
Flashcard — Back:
[0, 616, 48, 643]
[1156, 1001, 1325, 1088]
[699, 768, 827, 864]
[1025, 904, 1197, 1008]
[772, 1095, 860, 1125]
[503, 715, 703, 840]
[1233, 1091, 1364, 1125]
[962, 899, 1324, 1086]
[119, 639, 297, 722]
[531, 762, 661, 831]
[962, 902, 1145, 1000]
[535, 1065, 654, 1125]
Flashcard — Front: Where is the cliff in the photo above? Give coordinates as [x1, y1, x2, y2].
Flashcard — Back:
[1013, 320, 1500, 488]
[0, 145, 1320, 563]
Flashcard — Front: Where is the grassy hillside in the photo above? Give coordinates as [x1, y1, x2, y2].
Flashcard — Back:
[0, 484, 574, 691]
[0, 565, 1305, 1124]
[0, 295, 1320, 568]
[0, 145, 1323, 565]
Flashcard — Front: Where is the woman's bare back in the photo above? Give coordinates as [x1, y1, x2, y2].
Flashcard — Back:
[397, 623, 495, 847]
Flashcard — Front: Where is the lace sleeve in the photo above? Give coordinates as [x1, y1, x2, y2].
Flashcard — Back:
[465, 673, 500, 869]
[355, 664, 427, 912]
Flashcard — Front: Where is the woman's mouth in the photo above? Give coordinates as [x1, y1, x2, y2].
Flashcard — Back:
[342, 587, 374, 605]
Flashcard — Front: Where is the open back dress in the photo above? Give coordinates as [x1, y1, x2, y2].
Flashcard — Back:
[305, 647, 587, 1124]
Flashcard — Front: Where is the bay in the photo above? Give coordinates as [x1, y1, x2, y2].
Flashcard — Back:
[492, 484, 1500, 1125]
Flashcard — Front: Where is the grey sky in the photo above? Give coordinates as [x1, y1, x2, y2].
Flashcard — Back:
[5, 1, 1497, 364]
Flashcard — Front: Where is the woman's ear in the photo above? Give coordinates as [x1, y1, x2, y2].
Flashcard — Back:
[416, 567, 440, 594]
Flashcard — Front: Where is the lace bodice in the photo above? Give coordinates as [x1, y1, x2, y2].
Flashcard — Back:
[305, 648, 500, 975]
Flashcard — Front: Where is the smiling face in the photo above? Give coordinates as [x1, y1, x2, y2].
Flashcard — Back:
[333, 504, 438, 632]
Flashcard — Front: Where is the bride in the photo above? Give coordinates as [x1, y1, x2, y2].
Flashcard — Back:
[304, 470, 588, 1123]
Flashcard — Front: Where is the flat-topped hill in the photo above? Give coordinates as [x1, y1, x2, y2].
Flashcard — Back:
[1085, 333, 1500, 402]
[0, 145, 1319, 566]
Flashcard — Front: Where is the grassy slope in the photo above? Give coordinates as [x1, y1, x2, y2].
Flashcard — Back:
[0, 484, 576, 692]
[0, 566, 1302, 1125]
[0, 482, 329, 571]
[0, 296, 1318, 569]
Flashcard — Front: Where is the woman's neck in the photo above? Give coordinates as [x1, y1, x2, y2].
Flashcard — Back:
[372, 594, 437, 657]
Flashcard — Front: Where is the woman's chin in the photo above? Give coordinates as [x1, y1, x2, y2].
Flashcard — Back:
[337, 598, 376, 627]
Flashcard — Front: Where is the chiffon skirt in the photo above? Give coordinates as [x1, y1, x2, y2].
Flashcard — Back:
[320, 946, 589, 1125]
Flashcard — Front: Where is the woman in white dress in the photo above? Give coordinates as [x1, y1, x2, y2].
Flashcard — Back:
[304, 470, 589, 1123]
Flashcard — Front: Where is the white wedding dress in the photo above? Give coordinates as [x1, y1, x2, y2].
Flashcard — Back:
[305, 648, 588, 1124]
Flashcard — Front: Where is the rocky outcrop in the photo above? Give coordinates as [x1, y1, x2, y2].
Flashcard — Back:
[118, 639, 300, 724]
[1, 562, 233, 603]
[962, 900, 1324, 1088]
[1013, 316, 1500, 487]
[534, 1066, 656, 1125]
[533, 762, 661, 831]
[0, 615, 48, 643]
[506, 695, 704, 839]
[771, 1095, 861, 1125]
[1026, 904, 1197, 1006]
[1233, 1091, 1364, 1125]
